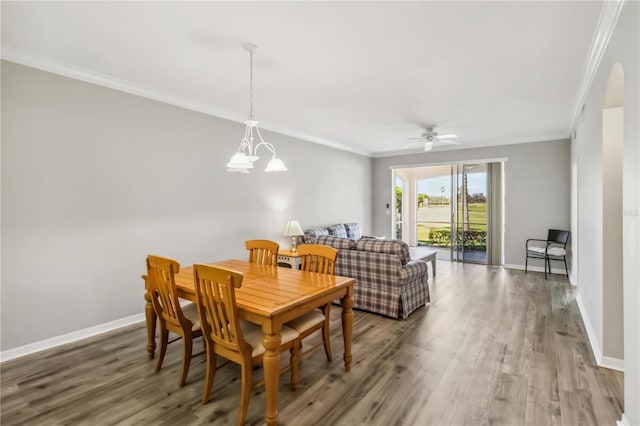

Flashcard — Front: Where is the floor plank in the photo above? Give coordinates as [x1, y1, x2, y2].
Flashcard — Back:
[0, 261, 623, 425]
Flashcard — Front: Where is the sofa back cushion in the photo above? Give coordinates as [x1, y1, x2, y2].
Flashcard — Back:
[356, 239, 411, 265]
[326, 224, 348, 238]
[343, 223, 362, 240]
[316, 235, 357, 250]
[304, 227, 330, 244]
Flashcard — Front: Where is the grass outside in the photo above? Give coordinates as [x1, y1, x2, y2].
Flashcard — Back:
[417, 203, 487, 248]
[457, 203, 486, 230]
[417, 203, 487, 230]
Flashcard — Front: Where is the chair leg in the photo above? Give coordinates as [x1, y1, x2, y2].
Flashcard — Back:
[545, 257, 550, 280]
[237, 360, 253, 426]
[564, 257, 569, 278]
[290, 339, 301, 390]
[525, 255, 528, 274]
[322, 305, 333, 362]
[179, 331, 193, 387]
[156, 328, 169, 372]
[202, 345, 217, 404]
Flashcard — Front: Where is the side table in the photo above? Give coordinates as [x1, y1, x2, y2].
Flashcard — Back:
[278, 249, 303, 270]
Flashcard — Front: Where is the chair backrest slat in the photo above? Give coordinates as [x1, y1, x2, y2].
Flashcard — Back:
[194, 264, 246, 354]
[246, 240, 279, 267]
[298, 244, 338, 275]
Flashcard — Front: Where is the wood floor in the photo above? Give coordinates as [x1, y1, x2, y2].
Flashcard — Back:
[1, 262, 624, 425]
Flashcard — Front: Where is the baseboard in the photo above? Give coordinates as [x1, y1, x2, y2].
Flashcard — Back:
[503, 264, 568, 275]
[601, 356, 625, 372]
[617, 413, 630, 426]
[0, 312, 146, 363]
[576, 293, 603, 365]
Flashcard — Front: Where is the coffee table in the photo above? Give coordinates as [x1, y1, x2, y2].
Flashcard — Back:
[409, 246, 437, 276]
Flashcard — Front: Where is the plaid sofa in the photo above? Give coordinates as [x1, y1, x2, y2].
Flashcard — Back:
[313, 234, 429, 319]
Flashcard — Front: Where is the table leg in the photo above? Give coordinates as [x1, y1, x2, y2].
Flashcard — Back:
[341, 290, 354, 372]
[143, 276, 156, 359]
[262, 329, 282, 426]
[431, 257, 436, 276]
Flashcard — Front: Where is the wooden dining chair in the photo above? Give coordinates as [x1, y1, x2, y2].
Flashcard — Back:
[193, 264, 300, 425]
[146, 255, 202, 387]
[285, 244, 338, 364]
[245, 239, 279, 267]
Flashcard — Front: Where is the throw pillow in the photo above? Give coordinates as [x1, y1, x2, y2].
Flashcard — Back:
[327, 224, 348, 238]
[304, 227, 330, 244]
[344, 223, 362, 240]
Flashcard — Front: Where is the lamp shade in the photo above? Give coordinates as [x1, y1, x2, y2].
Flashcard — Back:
[226, 152, 253, 169]
[284, 220, 304, 236]
[264, 156, 288, 172]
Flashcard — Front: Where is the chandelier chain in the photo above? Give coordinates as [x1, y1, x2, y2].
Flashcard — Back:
[249, 48, 253, 120]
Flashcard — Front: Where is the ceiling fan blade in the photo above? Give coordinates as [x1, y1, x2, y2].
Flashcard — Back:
[437, 139, 462, 145]
[402, 140, 423, 147]
[438, 134, 458, 139]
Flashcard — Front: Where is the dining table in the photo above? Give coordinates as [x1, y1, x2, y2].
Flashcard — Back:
[143, 258, 355, 426]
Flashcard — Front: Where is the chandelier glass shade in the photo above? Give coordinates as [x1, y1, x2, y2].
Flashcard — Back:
[226, 44, 287, 174]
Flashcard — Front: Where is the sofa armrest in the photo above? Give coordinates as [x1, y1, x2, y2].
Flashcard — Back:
[400, 260, 428, 282]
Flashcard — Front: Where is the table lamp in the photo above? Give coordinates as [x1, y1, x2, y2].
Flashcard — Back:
[284, 220, 304, 253]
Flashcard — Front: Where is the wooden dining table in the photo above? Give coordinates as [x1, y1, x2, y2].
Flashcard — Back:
[143, 259, 355, 426]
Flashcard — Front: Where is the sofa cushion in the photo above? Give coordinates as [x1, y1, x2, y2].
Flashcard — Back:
[344, 223, 362, 240]
[304, 227, 330, 244]
[356, 239, 411, 265]
[327, 224, 348, 238]
[316, 235, 357, 250]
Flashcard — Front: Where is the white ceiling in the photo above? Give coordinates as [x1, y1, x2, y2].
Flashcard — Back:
[1, 1, 604, 157]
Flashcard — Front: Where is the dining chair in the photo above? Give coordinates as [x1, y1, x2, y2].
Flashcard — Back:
[193, 264, 300, 425]
[285, 244, 338, 365]
[245, 239, 279, 266]
[146, 255, 202, 387]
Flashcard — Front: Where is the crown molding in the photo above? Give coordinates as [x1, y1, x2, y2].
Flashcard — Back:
[373, 134, 570, 158]
[1, 47, 370, 157]
[568, 0, 625, 132]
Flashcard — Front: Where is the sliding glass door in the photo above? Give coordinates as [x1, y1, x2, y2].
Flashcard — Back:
[451, 164, 488, 263]
[396, 161, 502, 266]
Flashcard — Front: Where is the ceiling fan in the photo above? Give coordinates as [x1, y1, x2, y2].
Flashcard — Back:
[406, 127, 462, 151]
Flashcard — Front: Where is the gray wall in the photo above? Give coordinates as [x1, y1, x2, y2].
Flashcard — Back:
[571, 2, 639, 423]
[0, 60, 372, 351]
[372, 139, 571, 268]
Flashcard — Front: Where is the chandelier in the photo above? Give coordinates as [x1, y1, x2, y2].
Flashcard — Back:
[226, 44, 287, 174]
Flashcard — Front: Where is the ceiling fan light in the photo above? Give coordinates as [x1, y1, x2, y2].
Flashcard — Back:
[424, 141, 433, 151]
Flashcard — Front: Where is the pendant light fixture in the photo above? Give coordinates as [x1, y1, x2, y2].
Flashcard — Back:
[226, 43, 287, 174]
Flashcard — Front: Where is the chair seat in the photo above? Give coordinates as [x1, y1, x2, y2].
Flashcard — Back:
[527, 246, 566, 256]
[241, 321, 299, 357]
[285, 310, 325, 333]
[181, 303, 202, 331]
